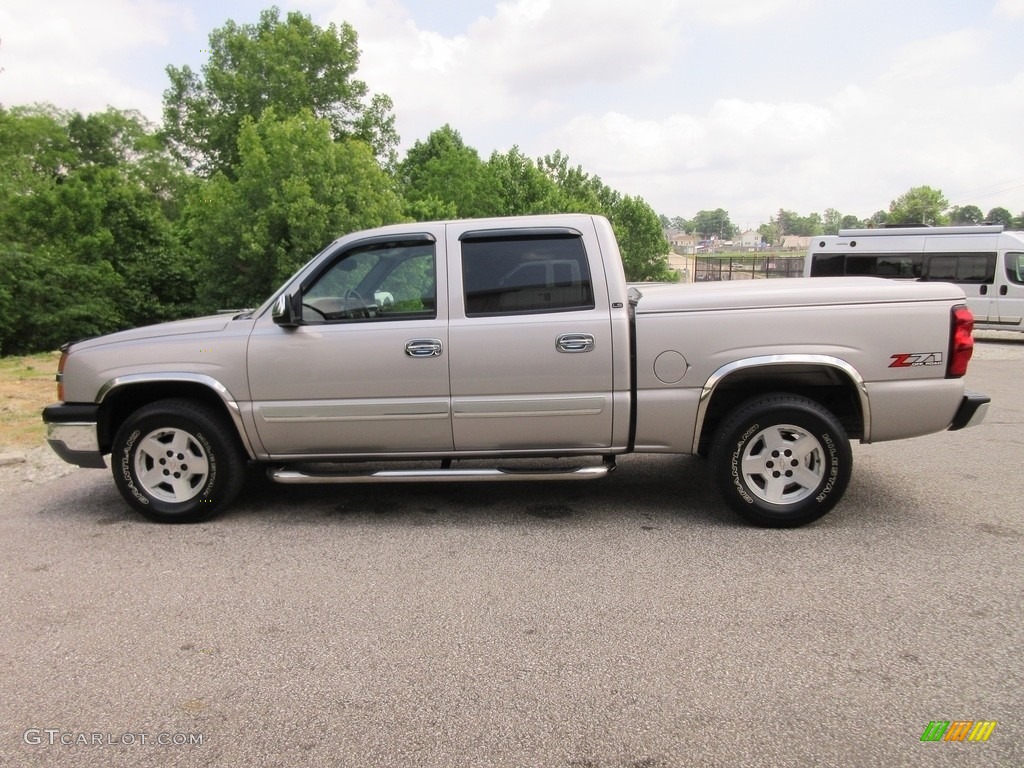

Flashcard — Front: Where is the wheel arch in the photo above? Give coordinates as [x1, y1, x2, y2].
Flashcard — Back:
[95, 374, 255, 459]
[693, 355, 870, 455]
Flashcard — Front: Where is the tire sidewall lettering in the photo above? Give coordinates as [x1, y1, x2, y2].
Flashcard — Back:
[815, 431, 840, 503]
[194, 431, 217, 498]
[120, 429, 149, 506]
[730, 422, 759, 504]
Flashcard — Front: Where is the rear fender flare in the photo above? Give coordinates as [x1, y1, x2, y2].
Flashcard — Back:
[692, 354, 870, 453]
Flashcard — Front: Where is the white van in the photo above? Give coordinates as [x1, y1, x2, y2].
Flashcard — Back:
[804, 225, 1024, 332]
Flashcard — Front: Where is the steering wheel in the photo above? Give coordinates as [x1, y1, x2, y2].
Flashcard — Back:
[345, 289, 369, 318]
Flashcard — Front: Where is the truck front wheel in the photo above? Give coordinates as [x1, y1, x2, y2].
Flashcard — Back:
[111, 399, 246, 523]
[710, 394, 852, 527]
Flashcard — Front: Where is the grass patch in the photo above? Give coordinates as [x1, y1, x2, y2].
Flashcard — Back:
[0, 352, 60, 449]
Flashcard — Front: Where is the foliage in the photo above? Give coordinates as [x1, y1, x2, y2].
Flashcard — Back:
[181, 109, 404, 310]
[985, 207, 1013, 227]
[691, 209, 737, 240]
[888, 185, 948, 226]
[948, 205, 984, 225]
[486, 146, 558, 216]
[396, 125, 497, 219]
[0, 105, 196, 354]
[162, 6, 398, 177]
[610, 197, 674, 282]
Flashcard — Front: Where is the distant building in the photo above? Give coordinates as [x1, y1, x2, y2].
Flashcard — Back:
[781, 235, 812, 251]
[664, 229, 700, 255]
[738, 230, 762, 251]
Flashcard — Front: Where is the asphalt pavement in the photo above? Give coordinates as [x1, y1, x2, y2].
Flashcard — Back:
[1, 333, 1021, 768]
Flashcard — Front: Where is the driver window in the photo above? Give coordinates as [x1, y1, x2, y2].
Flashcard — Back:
[1008, 253, 1024, 285]
[303, 241, 436, 322]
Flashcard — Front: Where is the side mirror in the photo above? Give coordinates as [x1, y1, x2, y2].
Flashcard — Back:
[272, 293, 303, 327]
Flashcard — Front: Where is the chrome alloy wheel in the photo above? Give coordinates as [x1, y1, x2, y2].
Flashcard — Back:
[132, 427, 211, 504]
[739, 423, 826, 505]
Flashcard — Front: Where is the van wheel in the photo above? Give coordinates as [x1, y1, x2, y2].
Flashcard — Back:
[710, 394, 851, 527]
[111, 399, 245, 523]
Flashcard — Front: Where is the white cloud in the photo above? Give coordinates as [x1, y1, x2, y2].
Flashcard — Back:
[993, 0, 1024, 19]
[0, 0, 193, 119]
[879, 28, 985, 84]
[681, 0, 813, 26]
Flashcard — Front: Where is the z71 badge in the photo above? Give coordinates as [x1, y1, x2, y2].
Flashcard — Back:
[889, 352, 943, 368]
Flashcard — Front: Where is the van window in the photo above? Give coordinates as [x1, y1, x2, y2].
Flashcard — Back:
[809, 254, 844, 277]
[922, 253, 995, 283]
[1008, 253, 1024, 285]
[810, 253, 922, 278]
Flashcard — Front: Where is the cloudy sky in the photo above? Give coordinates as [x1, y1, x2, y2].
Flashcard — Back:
[2, 0, 1023, 228]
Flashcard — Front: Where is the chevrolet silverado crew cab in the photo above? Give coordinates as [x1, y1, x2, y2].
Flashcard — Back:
[43, 214, 989, 527]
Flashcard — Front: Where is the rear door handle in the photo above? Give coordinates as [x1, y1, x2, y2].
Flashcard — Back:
[556, 333, 595, 353]
[406, 338, 443, 357]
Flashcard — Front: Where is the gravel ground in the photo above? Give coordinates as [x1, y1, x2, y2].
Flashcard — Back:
[0, 443, 80, 492]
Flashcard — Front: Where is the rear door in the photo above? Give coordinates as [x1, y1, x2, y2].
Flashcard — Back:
[446, 224, 615, 452]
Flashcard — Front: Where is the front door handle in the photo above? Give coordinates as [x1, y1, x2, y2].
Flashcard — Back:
[556, 333, 595, 353]
[406, 338, 443, 357]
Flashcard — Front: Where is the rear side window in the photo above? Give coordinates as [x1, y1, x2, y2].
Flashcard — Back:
[923, 253, 995, 283]
[461, 235, 595, 316]
[809, 254, 844, 277]
[810, 253, 922, 278]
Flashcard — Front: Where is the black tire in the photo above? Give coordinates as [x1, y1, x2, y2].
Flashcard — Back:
[111, 399, 246, 523]
[710, 394, 852, 527]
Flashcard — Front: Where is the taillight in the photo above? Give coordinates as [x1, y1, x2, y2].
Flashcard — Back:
[947, 304, 974, 378]
[56, 350, 68, 401]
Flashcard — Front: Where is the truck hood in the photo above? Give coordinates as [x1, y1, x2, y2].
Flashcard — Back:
[633, 277, 966, 313]
[69, 314, 238, 350]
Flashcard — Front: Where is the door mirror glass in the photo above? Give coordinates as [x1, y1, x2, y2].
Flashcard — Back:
[272, 293, 302, 327]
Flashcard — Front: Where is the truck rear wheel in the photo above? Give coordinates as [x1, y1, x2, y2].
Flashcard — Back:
[111, 399, 245, 523]
[710, 394, 851, 527]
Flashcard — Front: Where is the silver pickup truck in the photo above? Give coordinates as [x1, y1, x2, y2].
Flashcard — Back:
[43, 214, 989, 527]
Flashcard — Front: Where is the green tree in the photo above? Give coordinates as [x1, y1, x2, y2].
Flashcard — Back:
[985, 206, 1013, 227]
[182, 109, 404, 310]
[867, 210, 889, 228]
[396, 125, 496, 219]
[692, 209, 736, 240]
[758, 221, 781, 246]
[839, 214, 862, 230]
[487, 146, 558, 216]
[668, 216, 692, 233]
[1013, 211, 1024, 229]
[888, 186, 948, 225]
[0, 106, 196, 352]
[610, 196, 675, 282]
[948, 204, 984, 225]
[822, 208, 843, 235]
[163, 6, 398, 176]
[537, 151, 619, 213]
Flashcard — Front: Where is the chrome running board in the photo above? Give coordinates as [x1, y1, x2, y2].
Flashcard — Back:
[268, 459, 616, 485]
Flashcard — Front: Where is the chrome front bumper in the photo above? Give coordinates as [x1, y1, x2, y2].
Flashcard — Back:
[42, 404, 106, 468]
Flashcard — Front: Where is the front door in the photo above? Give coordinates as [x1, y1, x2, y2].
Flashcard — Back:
[247, 233, 452, 457]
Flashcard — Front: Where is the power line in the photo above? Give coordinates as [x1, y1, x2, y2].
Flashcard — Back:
[946, 180, 1024, 207]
